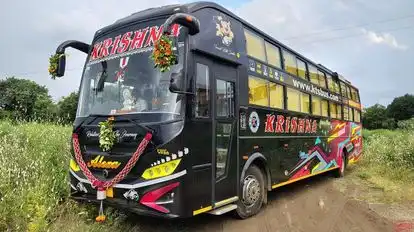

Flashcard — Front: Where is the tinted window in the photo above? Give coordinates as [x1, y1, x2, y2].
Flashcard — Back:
[216, 123, 232, 178]
[269, 82, 284, 109]
[321, 99, 329, 117]
[245, 29, 266, 61]
[330, 102, 337, 118]
[340, 82, 347, 98]
[195, 63, 210, 118]
[297, 59, 307, 79]
[301, 92, 310, 113]
[248, 76, 268, 106]
[343, 106, 349, 120]
[287, 88, 300, 112]
[309, 64, 319, 86]
[318, 70, 327, 88]
[216, 80, 235, 117]
[265, 42, 282, 68]
[312, 96, 322, 116]
[283, 50, 298, 76]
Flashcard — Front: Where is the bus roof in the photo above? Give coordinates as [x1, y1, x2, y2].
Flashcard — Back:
[96, 1, 355, 88]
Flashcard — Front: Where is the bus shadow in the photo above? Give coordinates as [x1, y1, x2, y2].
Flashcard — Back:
[122, 171, 337, 232]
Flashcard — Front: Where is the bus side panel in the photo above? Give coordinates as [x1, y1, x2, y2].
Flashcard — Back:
[240, 108, 343, 186]
[346, 121, 363, 163]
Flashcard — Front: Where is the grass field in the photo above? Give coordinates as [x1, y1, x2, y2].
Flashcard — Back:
[0, 120, 413, 231]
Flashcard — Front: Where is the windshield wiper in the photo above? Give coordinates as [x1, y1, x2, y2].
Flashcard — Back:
[87, 114, 154, 135]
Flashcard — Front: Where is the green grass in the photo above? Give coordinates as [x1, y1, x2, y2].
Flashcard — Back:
[347, 129, 414, 202]
[0, 120, 72, 231]
[1, 120, 413, 231]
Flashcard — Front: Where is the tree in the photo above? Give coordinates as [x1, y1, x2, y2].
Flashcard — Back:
[0, 77, 55, 121]
[57, 92, 79, 124]
[387, 94, 414, 121]
[362, 104, 395, 129]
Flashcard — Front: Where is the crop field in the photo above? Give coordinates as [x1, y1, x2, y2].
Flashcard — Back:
[0, 120, 413, 231]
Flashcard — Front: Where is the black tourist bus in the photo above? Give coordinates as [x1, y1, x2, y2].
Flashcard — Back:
[54, 1, 363, 219]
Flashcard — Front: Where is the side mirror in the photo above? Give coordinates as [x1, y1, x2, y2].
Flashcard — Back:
[169, 70, 193, 95]
[169, 70, 183, 93]
[56, 53, 66, 77]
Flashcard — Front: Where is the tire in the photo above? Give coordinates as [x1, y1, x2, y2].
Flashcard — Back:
[235, 165, 266, 219]
[334, 151, 347, 178]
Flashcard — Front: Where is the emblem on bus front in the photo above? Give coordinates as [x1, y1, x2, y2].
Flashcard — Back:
[248, 111, 260, 133]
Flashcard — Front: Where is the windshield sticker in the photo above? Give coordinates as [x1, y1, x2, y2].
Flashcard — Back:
[89, 24, 181, 65]
[214, 15, 236, 57]
[86, 129, 138, 141]
[115, 56, 129, 82]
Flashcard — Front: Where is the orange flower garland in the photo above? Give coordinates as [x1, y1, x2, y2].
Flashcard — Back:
[151, 35, 177, 72]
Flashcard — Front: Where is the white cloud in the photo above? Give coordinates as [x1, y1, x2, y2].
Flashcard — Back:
[1, 0, 413, 107]
[362, 28, 408, 50]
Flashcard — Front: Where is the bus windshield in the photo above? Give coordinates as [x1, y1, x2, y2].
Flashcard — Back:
[76, 19, 185, 122]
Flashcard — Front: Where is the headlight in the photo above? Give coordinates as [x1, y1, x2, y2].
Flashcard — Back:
[141, 159, 181, 180]
[70, 159, 80, 171]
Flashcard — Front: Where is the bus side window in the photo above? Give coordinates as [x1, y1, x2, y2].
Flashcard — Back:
[195, 63, 210, 118]
[340, 82, 347, 98]
[321, 99, 329, 117]
[244, 29, 266, 62]
[269, 82, 284, 109]
[265, 42, 282, 69]
[337, 104, 343, 119]
[318, 70, 327, 89]
[312, 96, 322, 116]
[282, 50, 298, 77]
[343, 106, 349, 121]
[350, 108, 354, 121]
[308, 64, 319, 86]
[297, 59, 307, 80]
[355, 110, 361, 123]
[346, 86, 352, 99]
[248, 76, 269, 107]
[329, 102, 337, 118]
[287, 87, 310, 113]
[216, 79, 235, 117]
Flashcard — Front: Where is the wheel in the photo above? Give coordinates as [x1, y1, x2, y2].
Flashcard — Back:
[334, 151, 347, 178]
[235, 165, 266, 219]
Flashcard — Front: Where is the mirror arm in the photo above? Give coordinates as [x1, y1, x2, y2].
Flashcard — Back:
[56, 40, 90, 54]
[162, 13, 200, 36]
[53, 40, 90, 78]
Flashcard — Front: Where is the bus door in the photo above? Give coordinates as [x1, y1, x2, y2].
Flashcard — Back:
[192, 54, 238, 212]
[211, 61, 238, 205]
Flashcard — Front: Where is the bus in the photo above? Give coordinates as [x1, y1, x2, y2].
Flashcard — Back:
[52, 1, 363, 220]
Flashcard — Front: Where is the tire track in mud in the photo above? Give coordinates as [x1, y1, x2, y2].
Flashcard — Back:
[124, 173, 394, 232]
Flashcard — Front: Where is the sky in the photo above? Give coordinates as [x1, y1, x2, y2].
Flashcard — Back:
[1, 0, 413, 108]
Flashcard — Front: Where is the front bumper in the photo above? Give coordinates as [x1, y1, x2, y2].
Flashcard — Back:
[69, 169, 187, 218]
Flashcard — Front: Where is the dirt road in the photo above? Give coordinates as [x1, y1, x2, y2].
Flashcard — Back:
[122, 172, 395, 232]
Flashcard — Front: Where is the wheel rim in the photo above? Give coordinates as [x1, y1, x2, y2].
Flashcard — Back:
[242, 175, 261, 207]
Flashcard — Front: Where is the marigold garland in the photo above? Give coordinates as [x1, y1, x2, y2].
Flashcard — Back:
[48, 53, 65, 79]
[98, 116, 116, 152]
[151, 35, 177, 72]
